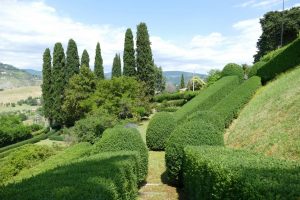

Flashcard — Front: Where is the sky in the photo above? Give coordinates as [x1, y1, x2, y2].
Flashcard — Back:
[0, 0, 299, 74]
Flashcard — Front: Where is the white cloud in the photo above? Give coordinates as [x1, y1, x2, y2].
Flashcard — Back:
[0, 0, 262, 74]
[236, 0, 288, 8]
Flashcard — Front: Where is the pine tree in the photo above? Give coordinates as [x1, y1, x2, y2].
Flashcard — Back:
[123, 28, 136, 77]
[111, 54, 122, 78]
[180, 74, 185, 89]
[94, 42, 104, 79]
[136, 22, 155, 96]
[52, 42, 66, 128]
[65, 39, 80, 81]
[41, 48, 53, 126]
[81, 49, 90, 68]
[154, 65, 166, 93]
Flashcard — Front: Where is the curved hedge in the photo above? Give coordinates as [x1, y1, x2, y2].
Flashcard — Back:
[221, 63, 244, 81]
[183, 146, 300, 200]
[153, 91, 198, 102]
[93, 127, 148, 183]
[184, 111, 224, 131]
[146, 112, 176, 150]
[165, 120, 223, 184]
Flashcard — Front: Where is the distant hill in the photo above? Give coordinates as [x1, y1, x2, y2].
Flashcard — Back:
[0, 63, 42, 89]
[23, 69, 42, 77]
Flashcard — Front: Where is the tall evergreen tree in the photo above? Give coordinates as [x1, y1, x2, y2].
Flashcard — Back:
[180, 74, 185, 89]
[136, 22, 155, 96]
[81, 49, 90, 68]
[94, 42, 104, 79]
[154, 65, 165, 93]
[123, 28, 136, 77]
[41, 48, 53, 126]
[52, 42, 66, 128]
[65, 39, 80, 81]
[111, 54, 122, 78]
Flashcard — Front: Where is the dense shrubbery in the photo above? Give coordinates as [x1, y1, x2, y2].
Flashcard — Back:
[183, 146, 300, 200]
[93, 127, 148, 183]
[17, 96, 39, 106]
[146, 112, 176, 150]
[184, 111, 224, 131]
[165, 120, 223, 184]
[156, 106, 179, 112]
[221, 63, 244, 81]
[257, 37, 300, 83]
[153, 91, 198, 102]
[0, 144, 55, 184]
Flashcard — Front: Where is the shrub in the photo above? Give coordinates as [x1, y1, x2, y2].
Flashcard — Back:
[257, 37, 300, 83]
[165, 120, 223, 184]
[184, 111, 224, 131]
[0, 151, 140, 200]
[174, 76, 240, 123]
[29, 124, 43, 132]
[93, 127, 148, 183]
[183, 146, 300, 200]
[221, 63, 244, 81]
[146, 112, 176, 150]
[153, 91, 198, 102]
[156, 106, 179, 112]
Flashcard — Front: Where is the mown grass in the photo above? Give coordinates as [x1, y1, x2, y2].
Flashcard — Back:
[226, 66, 300, 161]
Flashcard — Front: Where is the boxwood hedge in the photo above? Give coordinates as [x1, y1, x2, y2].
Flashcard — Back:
[93, 127, 148, 184]
[183, 146, 300, 200]
[146, 112, 176, 151]
[221, 63, 244, 81]
[153, 91, 198, 102]
[184, 111, 225, 131]
[165, 120, 223, 184]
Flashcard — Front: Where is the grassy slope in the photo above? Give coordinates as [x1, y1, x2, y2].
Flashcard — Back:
[225, 66, 300, 161]
[0, 86, 41, 104]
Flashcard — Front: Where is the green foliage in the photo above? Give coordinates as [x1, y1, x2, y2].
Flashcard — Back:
[80, 49, 90, 68]
[184, 111, 224, 131]
[187, 76, 206, 91]
[94, 42, 104, 79]
[257, 37, 300, 83]
[156, 106, 179, 112]
[146, 112, 176, 150]
[0, 151, 140, 200]
[0, 144, 54, 184]
[180, 74, 185, 88]
[221, 63, 244, 81]
[93, 127, 148, 183]
[112, 53, 122, 78]
[123, 28, 136, 77]
[211, 76, 262, 127]
[65, 39, 80, 81]
[206, 69, 222, 86]
[136, 22, 155, 96]
[165, 120, 223, 184]
[183, 146, 300, 200]
[154, 65, 166, 93]
[174, 76, 240, 123]
[153, 91, 198, 102]
[48, 132, 64, 141]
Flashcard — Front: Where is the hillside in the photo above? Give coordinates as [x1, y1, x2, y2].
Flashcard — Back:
[225, 66, 300, 161]
[0, 63, 42, 89]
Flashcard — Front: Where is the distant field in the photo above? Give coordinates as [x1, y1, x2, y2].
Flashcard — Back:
[0, 86, 41, 104]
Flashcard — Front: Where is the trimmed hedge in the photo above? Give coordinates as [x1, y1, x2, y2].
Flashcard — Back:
[184, 111, 224, 131]
[257, 36, 300, 83]
[93, 127, 148, 184]
[183, 146, 300, 200]
[153, 91, 198, 102]
[174, 76, 240, 122]
[0, 151, 141, 200]
[146, 112, 176, 150]
[211, 76, 262, 127]
[221, 63, 244, 81]
[165, 120, 223, 184]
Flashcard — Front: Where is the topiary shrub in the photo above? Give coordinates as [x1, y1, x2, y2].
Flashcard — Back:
[184, 111, 224, 131]
[93, 127, 148, 184]
[221, 63, 244, 81]
[165, 119, 223, 184]
[146, 112, 176, 150]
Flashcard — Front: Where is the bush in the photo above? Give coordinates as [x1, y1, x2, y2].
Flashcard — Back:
[146, 112, 176, 150]
[165, 120, 223, 184]
[257, 37, 300, 83]
[93, 127, 148, 184]
[156, 106, 179, 112]
[153, 91, 198, 102]
[29, 124, 43, 132]
[183, 146, 300, 200]
[0, 151, 141, 200]
[184, 111, 224, 131]
[174, 76, 240, 123]
[221, 63, 244, 81]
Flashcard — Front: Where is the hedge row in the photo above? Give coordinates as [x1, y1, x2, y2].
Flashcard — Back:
[153, 91, 198, 102]
[174, 76, 240, 122]
[183, 146, 300, 200]
[221, 63, 244, 81]
[146, 112, 176, 150]
[257, 36, 300, 83]
[0, 151, 141, 200]
[93, 126, 148, 184]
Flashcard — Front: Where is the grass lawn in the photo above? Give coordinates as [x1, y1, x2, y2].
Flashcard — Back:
[0, 86, 41, 104]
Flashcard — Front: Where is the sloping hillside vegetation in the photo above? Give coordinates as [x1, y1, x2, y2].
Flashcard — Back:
[226, 66, 300, 161]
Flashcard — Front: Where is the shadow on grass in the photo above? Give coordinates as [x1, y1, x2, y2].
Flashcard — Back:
[161, 170, 186, 200]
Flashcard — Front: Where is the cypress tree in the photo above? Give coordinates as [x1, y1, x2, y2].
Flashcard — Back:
[41, 48, 53, 126]
[136, 22, 155, 96]
[65, 39, 80, 81]
[52, 42, 66, 128]
[94, 42, 104, 79]
[123, 28, 136, 77]
[111, 54, 122, 78]
[81, 49, 90, 68]
[180, 74, 185, 89]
